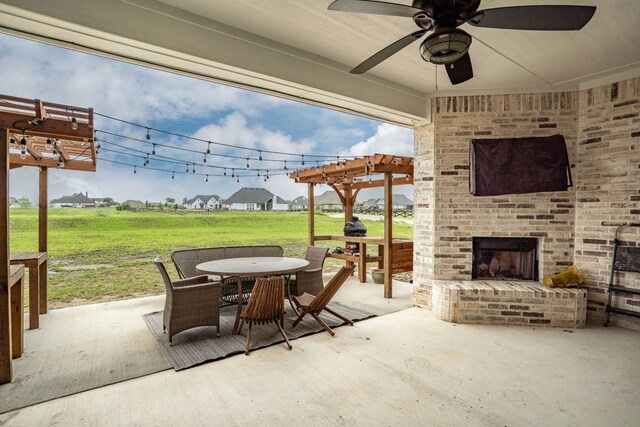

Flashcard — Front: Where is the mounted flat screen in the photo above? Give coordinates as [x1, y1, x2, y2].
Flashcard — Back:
[469, 134, 572, 196]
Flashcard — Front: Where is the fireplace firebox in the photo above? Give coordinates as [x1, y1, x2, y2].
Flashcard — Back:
[472, 237, 538, 281]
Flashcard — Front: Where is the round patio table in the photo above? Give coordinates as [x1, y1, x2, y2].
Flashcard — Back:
[196, 257, 309, 334]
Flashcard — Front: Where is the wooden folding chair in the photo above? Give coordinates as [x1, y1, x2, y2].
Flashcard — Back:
[292, 266, 355, 336]
[238, 275, 291, 355]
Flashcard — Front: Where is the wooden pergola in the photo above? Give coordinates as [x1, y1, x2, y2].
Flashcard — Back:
[0, 94, 95, 384]
[290, 154, 414, 298]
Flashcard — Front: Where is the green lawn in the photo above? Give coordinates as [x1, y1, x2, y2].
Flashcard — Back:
[9, 208, 413, 307]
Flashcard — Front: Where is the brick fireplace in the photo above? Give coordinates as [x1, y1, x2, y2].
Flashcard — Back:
[412, 76, 640, 330]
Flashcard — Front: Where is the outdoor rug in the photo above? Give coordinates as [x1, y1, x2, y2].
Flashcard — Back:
[143, 302, 376, 371]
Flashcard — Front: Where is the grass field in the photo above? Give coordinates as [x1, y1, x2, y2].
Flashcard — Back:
[9, 208, 413, 308]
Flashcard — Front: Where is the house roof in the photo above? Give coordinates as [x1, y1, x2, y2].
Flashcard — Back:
[371, 194, 414, 206]
[185, 195, 221, 205]
[122, 200, 144, 207]
[225, 187, 275, 204]
[314, 190, 342, 206]
[291, 196, 308, 206]
[275, 196, 289, 204]
[51, 193, 94, 204]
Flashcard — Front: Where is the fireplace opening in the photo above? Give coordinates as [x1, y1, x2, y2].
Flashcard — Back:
[472, 237, 538, 281]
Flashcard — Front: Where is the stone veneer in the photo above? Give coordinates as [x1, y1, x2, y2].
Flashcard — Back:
[413, 77, 639, 330]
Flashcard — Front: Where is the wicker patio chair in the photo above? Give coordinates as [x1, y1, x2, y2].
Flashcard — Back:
[289, 246, 329, 297]
[292, 266, 354, 336]
[154, 258, 221, 345]
[238, 275, 291, 355]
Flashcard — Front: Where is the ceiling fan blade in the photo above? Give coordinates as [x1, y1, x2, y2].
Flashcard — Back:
[350, 30, 427, 74]
[468, 5, 596, 31]
[445, 53, 473, 85]
[328, 0, 423, 17]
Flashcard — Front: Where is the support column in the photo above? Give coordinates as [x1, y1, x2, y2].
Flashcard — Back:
[307, 183, 315, 246]
[38, 167, 47, 314]
[384, 172, 393, 298]
[344, 186, 353, 223]
[1, 128, 12, 383]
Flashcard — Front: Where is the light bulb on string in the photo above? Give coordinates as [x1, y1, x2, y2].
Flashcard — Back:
[9, 136, 16, 147]
[57, 158, 65, 169]
[46, 138, 53, 150]
[231, 169, 235, 178]
[203, 153, 207, 163]
[223, 169, 227, 176]
[246, 158, 250, 169]
[258, 151, 262, 161]
[207, 142, 211, 155]
[192, 164, 196, 174]
[185, 164, 189, 173]
[283, 161, 287, 171]
[146, 128, 151, 140]
[301, 155, 305, 166]
[152, 144, 156, 155]
[205, 174, 209, 183]
[133, 166, 137, 174]
[171, 172, 175, 179]
[71, 117, 78, 130]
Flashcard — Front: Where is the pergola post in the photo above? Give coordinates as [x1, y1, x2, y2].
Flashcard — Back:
[344, 185, 353, 223]
[38, 167, 48, 314]
[307, 183, 315, 246]
[383, 172, 393, 298]
[0, 128, 12, 382]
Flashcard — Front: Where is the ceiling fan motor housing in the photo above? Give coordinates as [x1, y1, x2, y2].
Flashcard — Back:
[419, 28, 472, 65]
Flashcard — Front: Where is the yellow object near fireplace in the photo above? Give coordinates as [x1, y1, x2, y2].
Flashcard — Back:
[543, 265, 585, 288]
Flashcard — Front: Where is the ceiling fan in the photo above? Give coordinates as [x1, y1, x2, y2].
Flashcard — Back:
[328, 0, 596, 85]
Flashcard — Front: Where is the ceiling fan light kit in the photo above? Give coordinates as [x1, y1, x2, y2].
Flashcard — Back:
[419, 28, 472, 65]
[329, 0, 596, 85]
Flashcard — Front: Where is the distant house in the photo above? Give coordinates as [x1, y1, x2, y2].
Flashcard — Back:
[315, 190, 343, 212]
[371, 194, 414, 210]
[183, 195, 223, 210]
[362, 198, 379, 209]
[224, 187, 276, 211]
[92, 197, 117, 207]
[9, 197, 18, 208]
[121, 200, 145, 208]
[272, 196, 289, 211]
[289, 196, 308, 211]
[50, 192, 95, 208]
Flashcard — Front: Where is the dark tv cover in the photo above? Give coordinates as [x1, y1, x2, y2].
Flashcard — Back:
[469, 134, 572, 196]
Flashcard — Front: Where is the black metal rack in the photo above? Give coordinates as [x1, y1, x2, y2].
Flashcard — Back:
[604, 224, 640, 326]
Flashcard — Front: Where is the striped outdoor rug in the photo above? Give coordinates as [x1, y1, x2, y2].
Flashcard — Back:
[143, 303, 375, 371]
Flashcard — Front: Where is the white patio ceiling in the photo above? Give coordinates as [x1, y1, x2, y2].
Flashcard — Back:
[0, 0, 639, 125]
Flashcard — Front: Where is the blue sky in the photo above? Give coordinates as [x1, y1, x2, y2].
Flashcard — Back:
[1, 33, 414, 203]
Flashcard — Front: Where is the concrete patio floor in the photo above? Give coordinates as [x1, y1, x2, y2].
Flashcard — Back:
[1, 277, 639, 426]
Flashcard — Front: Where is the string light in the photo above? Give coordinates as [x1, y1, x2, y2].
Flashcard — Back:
[223, 169, 227, 176]
[57, 158, 65, 168]
[231, 169, 235, 178]
[283, 161, 287, 171]
[46, 138, 53, 150]
[258, 150, 262, 161]
[9, 136, 16, 147]
[152, 144, 156, 155]
[185, 164, 189, 173]
[192, 163, 196, 174]
[71, 117, 78, 131]
[172, 172, 175, 179]
[203, 153, 207, 163]
[246, 158, 250, 169]
[205, 174, 209, 183]
[19, 134, 27, 159]
[133, 166, 137, 174]
[301, 155, 305, 166]
[207, 142, 211, 154]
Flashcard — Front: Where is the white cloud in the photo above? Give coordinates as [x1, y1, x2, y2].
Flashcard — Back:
[344, 123, 414, 157]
